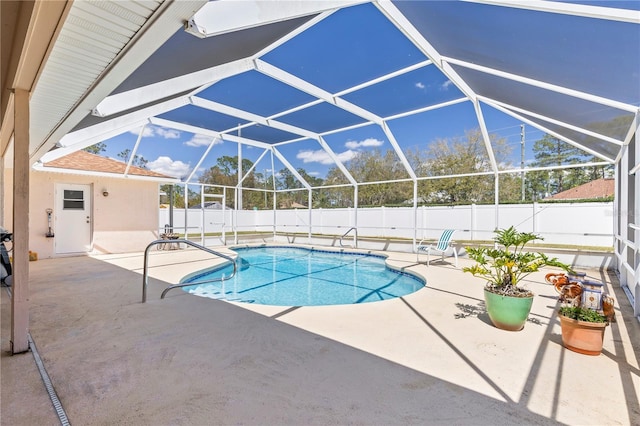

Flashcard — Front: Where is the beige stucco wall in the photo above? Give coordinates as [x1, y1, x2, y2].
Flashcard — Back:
[3, 167, 162, 259]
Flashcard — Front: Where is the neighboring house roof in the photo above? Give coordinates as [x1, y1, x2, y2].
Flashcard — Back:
[545, 178, 614, 201]
[190, 202, 232, 210]
[39, 150, 174, 180]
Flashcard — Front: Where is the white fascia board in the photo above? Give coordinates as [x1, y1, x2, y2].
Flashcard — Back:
[479, 95, 625, 146]
[444, 56, 638, 114]
[376, 1, 478, 102]
[32, 1, 209, 163]
[32, 164, 180, 182]
[462, 0, 640, 24]
[186, 1, 365, 38]
[487, 99, 616, 162]
[272, 147, 311, 189]
[93, 58, 253, 117]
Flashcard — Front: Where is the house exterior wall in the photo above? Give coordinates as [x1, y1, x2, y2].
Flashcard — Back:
[3, 167, 161, 258]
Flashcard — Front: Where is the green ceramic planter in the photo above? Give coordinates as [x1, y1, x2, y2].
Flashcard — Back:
[484, 289, 534, 331]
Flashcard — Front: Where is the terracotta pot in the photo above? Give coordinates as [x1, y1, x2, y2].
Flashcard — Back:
[559, 314, 608, 355]
[484, 289, 533, 331]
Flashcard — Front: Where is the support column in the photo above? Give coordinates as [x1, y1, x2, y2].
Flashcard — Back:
[11, 88, 30, 354]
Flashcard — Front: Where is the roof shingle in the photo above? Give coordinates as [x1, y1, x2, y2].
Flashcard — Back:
[43, 150, 172, 179]
[545, 178, 614, 201]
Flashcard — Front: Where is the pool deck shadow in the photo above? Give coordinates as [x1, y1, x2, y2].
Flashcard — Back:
[1, 246, 639, 425]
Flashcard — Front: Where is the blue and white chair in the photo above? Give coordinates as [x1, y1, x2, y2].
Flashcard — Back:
[416, 229, 458, 267]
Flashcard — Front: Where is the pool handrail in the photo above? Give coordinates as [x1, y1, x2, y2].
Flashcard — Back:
[142, 239, 237, 303]
[339, 227, 358, 248]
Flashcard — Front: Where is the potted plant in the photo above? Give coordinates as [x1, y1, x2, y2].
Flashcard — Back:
[463, 226, 573, 331]
[558, 306, 609, 355]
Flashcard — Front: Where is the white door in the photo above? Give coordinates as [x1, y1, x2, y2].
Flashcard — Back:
[56, 184, 92, 254]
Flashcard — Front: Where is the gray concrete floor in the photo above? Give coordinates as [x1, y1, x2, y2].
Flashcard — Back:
[1, 245, 639, 425]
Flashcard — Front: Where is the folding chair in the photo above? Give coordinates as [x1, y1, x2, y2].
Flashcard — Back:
[417, 229, 457, 267]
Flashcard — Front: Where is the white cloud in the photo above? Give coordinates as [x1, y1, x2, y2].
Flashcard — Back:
[297, 149, 357, 165]
[297, 149, 334, 165]
[441, 80, 453, 90]
[344, 138, 384, 149]
[415, 82, 426, 89]
[156, 128, 180, 139]
[185, 134, 220, 147]
[147, 156, 190, 178]
[129, 125, 181, 139]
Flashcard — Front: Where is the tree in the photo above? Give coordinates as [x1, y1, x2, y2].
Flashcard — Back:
[198, 156, 266, 209]
[159, 184, 200, 208]
[275, 167, 325, 208]
[118, 149, 148, 169]
[83, 142, 106, 155]
[410, 129, 513, 204]
[530, 135, 591, 198]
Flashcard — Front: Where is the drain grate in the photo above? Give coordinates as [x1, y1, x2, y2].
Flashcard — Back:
[28, 333, 70, 426]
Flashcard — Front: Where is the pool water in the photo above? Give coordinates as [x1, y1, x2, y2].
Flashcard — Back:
[183, 246, 424, 306]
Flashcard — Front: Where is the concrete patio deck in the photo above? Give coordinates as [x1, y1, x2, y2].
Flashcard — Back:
[1, 245, 639, 425]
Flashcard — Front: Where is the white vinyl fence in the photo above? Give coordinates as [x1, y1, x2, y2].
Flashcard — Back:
[160, 202, 614, 248]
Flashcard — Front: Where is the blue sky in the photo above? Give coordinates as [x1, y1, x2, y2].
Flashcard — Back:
[92, 1, 626, 181]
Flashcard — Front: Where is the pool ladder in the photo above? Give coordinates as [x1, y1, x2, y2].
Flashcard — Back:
[339, 227, 358, 248]
[142, 239, 237, 302]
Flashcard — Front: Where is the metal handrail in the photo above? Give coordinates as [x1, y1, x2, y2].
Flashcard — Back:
[339, 227, 357, 248]
[142, 239, 237, 302]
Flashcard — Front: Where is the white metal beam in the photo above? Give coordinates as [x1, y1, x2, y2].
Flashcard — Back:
[190, 96, 318, 139]
[184, 136, 220, 183]
[478, 96, 625, 146]
[443, 56, 638, 114]
[39, 119, 151, 163]
[487, 100, 617, 162]
[255, 59, 382, 124]
[380, 121, 417, 180]
[474, 102, 499, 173]
[462, 0, 640, 24]
[272, 146, 311, 189]
[185, 1, 365, 38]
[317, 136, 358, 186]
[57, 94, 190, 148]
[375, 1, 479, 103]
[93, 58, 254, 117]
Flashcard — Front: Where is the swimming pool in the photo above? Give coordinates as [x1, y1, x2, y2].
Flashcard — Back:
[182, 246, 424, 306]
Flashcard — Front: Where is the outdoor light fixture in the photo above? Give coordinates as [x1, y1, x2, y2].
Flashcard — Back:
[45, 208, 54, 238]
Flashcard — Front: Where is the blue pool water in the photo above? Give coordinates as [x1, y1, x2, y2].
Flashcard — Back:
[182, 246, 424, 306]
